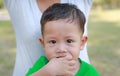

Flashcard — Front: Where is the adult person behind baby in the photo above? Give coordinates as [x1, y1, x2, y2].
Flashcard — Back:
[26, 3, 99, 76]
[3, 0, 93, 76]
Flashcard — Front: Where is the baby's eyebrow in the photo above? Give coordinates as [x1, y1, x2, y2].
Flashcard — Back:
[45, 35, 56, 39]
[65, 34, 78, 37]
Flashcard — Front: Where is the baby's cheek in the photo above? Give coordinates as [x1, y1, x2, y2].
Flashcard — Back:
[46, 52, 54, 60]
[73, 49, 80, 59]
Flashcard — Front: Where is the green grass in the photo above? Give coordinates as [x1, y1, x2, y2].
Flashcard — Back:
[0, 21, 16, 76]
[88, 9, 120, 76]
[0, 9, 120, 76]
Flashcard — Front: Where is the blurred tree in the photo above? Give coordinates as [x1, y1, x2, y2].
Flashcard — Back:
[93, 0, 120, 9]
[0, 0, 3, 9]
[94, 0, 102, 6]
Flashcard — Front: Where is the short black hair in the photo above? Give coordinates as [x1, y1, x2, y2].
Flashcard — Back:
[41, 3, 86, 35]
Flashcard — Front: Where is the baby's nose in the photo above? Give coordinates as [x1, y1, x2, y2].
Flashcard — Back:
[56, 49, 67, 53]
[56, 44, 67, 53]
[56, 48, 67, 58]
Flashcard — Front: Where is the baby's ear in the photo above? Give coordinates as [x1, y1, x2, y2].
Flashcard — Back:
[39, 37, 45, 47]
[80, 36, 88, 50]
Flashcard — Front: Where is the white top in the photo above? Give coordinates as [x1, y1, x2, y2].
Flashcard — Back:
[4, 0, 93, 76]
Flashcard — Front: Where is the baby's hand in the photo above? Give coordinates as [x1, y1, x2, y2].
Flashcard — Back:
[48, 55, 77, 76]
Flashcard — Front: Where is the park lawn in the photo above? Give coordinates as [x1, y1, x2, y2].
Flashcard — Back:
[0, 21, 16, 76]
[0, 9, 120, 76]
[88, 9, 120, 76]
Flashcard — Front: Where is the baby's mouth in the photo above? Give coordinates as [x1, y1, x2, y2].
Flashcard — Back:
[56, 55, 66, 58]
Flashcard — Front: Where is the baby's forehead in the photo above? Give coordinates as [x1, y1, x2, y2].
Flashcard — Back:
[42, 18, 84, 36]
[46, 19, 80, 27]
[44, 20, 79, 31]
[44, 19, 83, 33]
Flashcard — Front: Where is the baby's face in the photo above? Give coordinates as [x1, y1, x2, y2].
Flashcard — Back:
[40, 20, 85, 60]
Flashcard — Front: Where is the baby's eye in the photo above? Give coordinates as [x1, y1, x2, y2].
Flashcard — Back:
[66, 39, 73, 43]
[49, 40, 56, 44]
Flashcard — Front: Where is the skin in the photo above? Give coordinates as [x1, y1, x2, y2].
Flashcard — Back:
[38, 19, 87, 76]
[32, 0, 87, 76]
